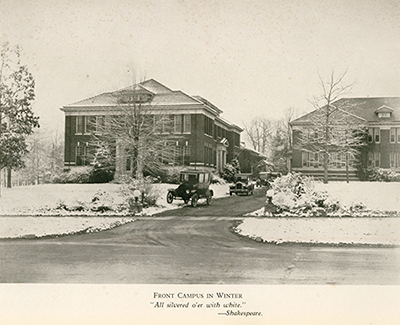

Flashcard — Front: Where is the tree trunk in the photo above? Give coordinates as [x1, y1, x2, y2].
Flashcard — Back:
[135, 138, 144, 180]
[323, 113, 329, 184]
[7, 167, 11, 188]
[346, 152, 349, 183]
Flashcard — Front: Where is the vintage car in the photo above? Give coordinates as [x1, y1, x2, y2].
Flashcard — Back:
[257, 171, 281, 188]
[229, 173, 255, 196]
[166, 170, 214, 207]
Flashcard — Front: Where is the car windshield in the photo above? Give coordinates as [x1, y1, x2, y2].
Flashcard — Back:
[180, 173, 198, 182]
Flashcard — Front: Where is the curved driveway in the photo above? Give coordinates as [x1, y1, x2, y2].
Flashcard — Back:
[0, 192, 399, 284]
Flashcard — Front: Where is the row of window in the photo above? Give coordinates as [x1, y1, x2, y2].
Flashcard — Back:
[368, 127, 400, 143]
[74, 114, 241, 147]
[301, 151, 400, 169]
[301, 152, 356, 168]
[75, 115, 192, 135]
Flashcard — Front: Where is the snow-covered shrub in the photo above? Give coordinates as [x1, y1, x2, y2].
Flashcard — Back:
[120, 176, 160, 208]
[269, 173, 341, 216]
[156, 166, 185, 184]
[52, 166, 93, 184]
[89, 190, 114, 212]
[211, 172, 226, 184]
[272, 191, 296, 211]
[221, 158, 240, 182]
[367, 167, 400, 182]
[89, 167, 115, 183]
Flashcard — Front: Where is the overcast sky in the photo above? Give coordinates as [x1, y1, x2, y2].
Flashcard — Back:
[2, 0, 400, 137]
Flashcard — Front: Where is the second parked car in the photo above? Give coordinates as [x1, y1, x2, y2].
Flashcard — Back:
[229, 173, 255, 196]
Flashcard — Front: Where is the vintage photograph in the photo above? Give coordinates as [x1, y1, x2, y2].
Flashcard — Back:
[0, 0, 399, 323]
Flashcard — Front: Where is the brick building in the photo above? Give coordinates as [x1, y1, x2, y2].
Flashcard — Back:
[289, 97, 400, 180]
[60, 79, 243, 178]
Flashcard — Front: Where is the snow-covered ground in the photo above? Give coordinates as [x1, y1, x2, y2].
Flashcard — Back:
[236, 217, 400, 246]
[0, 182, 229, 239]
[1, 181, 399, 245]
[314, 181, 400, 212]
[240, 182, 400, 246]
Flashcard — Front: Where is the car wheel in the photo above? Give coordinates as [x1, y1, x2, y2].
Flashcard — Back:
[230, 192, 233, 196]
[206, 194, 212, 205]
[183, 199, 189, 204]
[166, 191, 174, 204]
[191, 193, 199, 207]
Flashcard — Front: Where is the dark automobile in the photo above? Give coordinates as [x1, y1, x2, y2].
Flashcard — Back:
[229, 173, 255, 196]
[166, 170, 214, 207]
[257, 171, 281, 188]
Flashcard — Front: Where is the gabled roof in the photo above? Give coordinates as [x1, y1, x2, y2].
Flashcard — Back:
[64, 79, 210, 108]
[374, 105, 394, 113]
[291, 97, 400, 125]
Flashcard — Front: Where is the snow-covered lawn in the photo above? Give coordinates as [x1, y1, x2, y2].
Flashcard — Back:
[0, 182, 229, 239]
[314, 181, 400, 212]
[236, 217, 400, 246]
[1, 181, 399, 245]
[241, 181, 400, 246]
[0, 216, 136, 239]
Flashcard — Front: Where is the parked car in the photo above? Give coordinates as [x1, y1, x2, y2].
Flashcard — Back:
[257, 171, 281, 188]
[166, 170, 214, 207]
[229, 173, 255, 196]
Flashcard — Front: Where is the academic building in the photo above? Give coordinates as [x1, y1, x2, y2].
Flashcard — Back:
[60, 79, 245, 179]
[290, 97, 400, 180]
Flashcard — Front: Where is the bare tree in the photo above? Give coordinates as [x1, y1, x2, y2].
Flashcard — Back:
[296, 70, 367, 183]
[244, 118, 273, 156]
[91, 84, 176, 180]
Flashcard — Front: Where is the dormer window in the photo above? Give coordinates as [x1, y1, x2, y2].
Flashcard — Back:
[375, 105, 394, 118]
[378, 112, 391, 118]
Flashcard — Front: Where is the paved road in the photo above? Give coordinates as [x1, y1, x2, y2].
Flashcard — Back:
[0, 192, 399, 284]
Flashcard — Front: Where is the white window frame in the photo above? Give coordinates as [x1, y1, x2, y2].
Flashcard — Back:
[374, 152, 381, 167]
[183, 115, 191, 133]
[374, 128, 380, 143]
[173, 115, 182, 134]
[75, 116, 86, 134]
[390, 128, 396, 143]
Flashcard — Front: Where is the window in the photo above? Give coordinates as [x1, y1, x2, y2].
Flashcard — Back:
[204, 116, 213, 136]
[390, 152, 400, 168]
[174, 115, 182, 133]
[367, 128, 373, 143]
[368, 153, 373, 167]
[378, 112, 391, 118]
[96, 116, 105, 134]
[370, 152, 381, 167]
[162, 115, 172, 133]
[397, 128, 400, 143]
[199, 173, 205, 182]
[75, 143, 89, 166]
[374, 128, 380, 143]
[183, 115, 191, 133]
[204, 143, 213, 165]
[302, 152, 309, 167]
[125, 148, 131, 171]
[76, 116, 86, 134]
[390, 128, 396, 143]
[154, 115, 162, 133]
[183, 145, 190, 165]
[390, 152, 396, 168]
